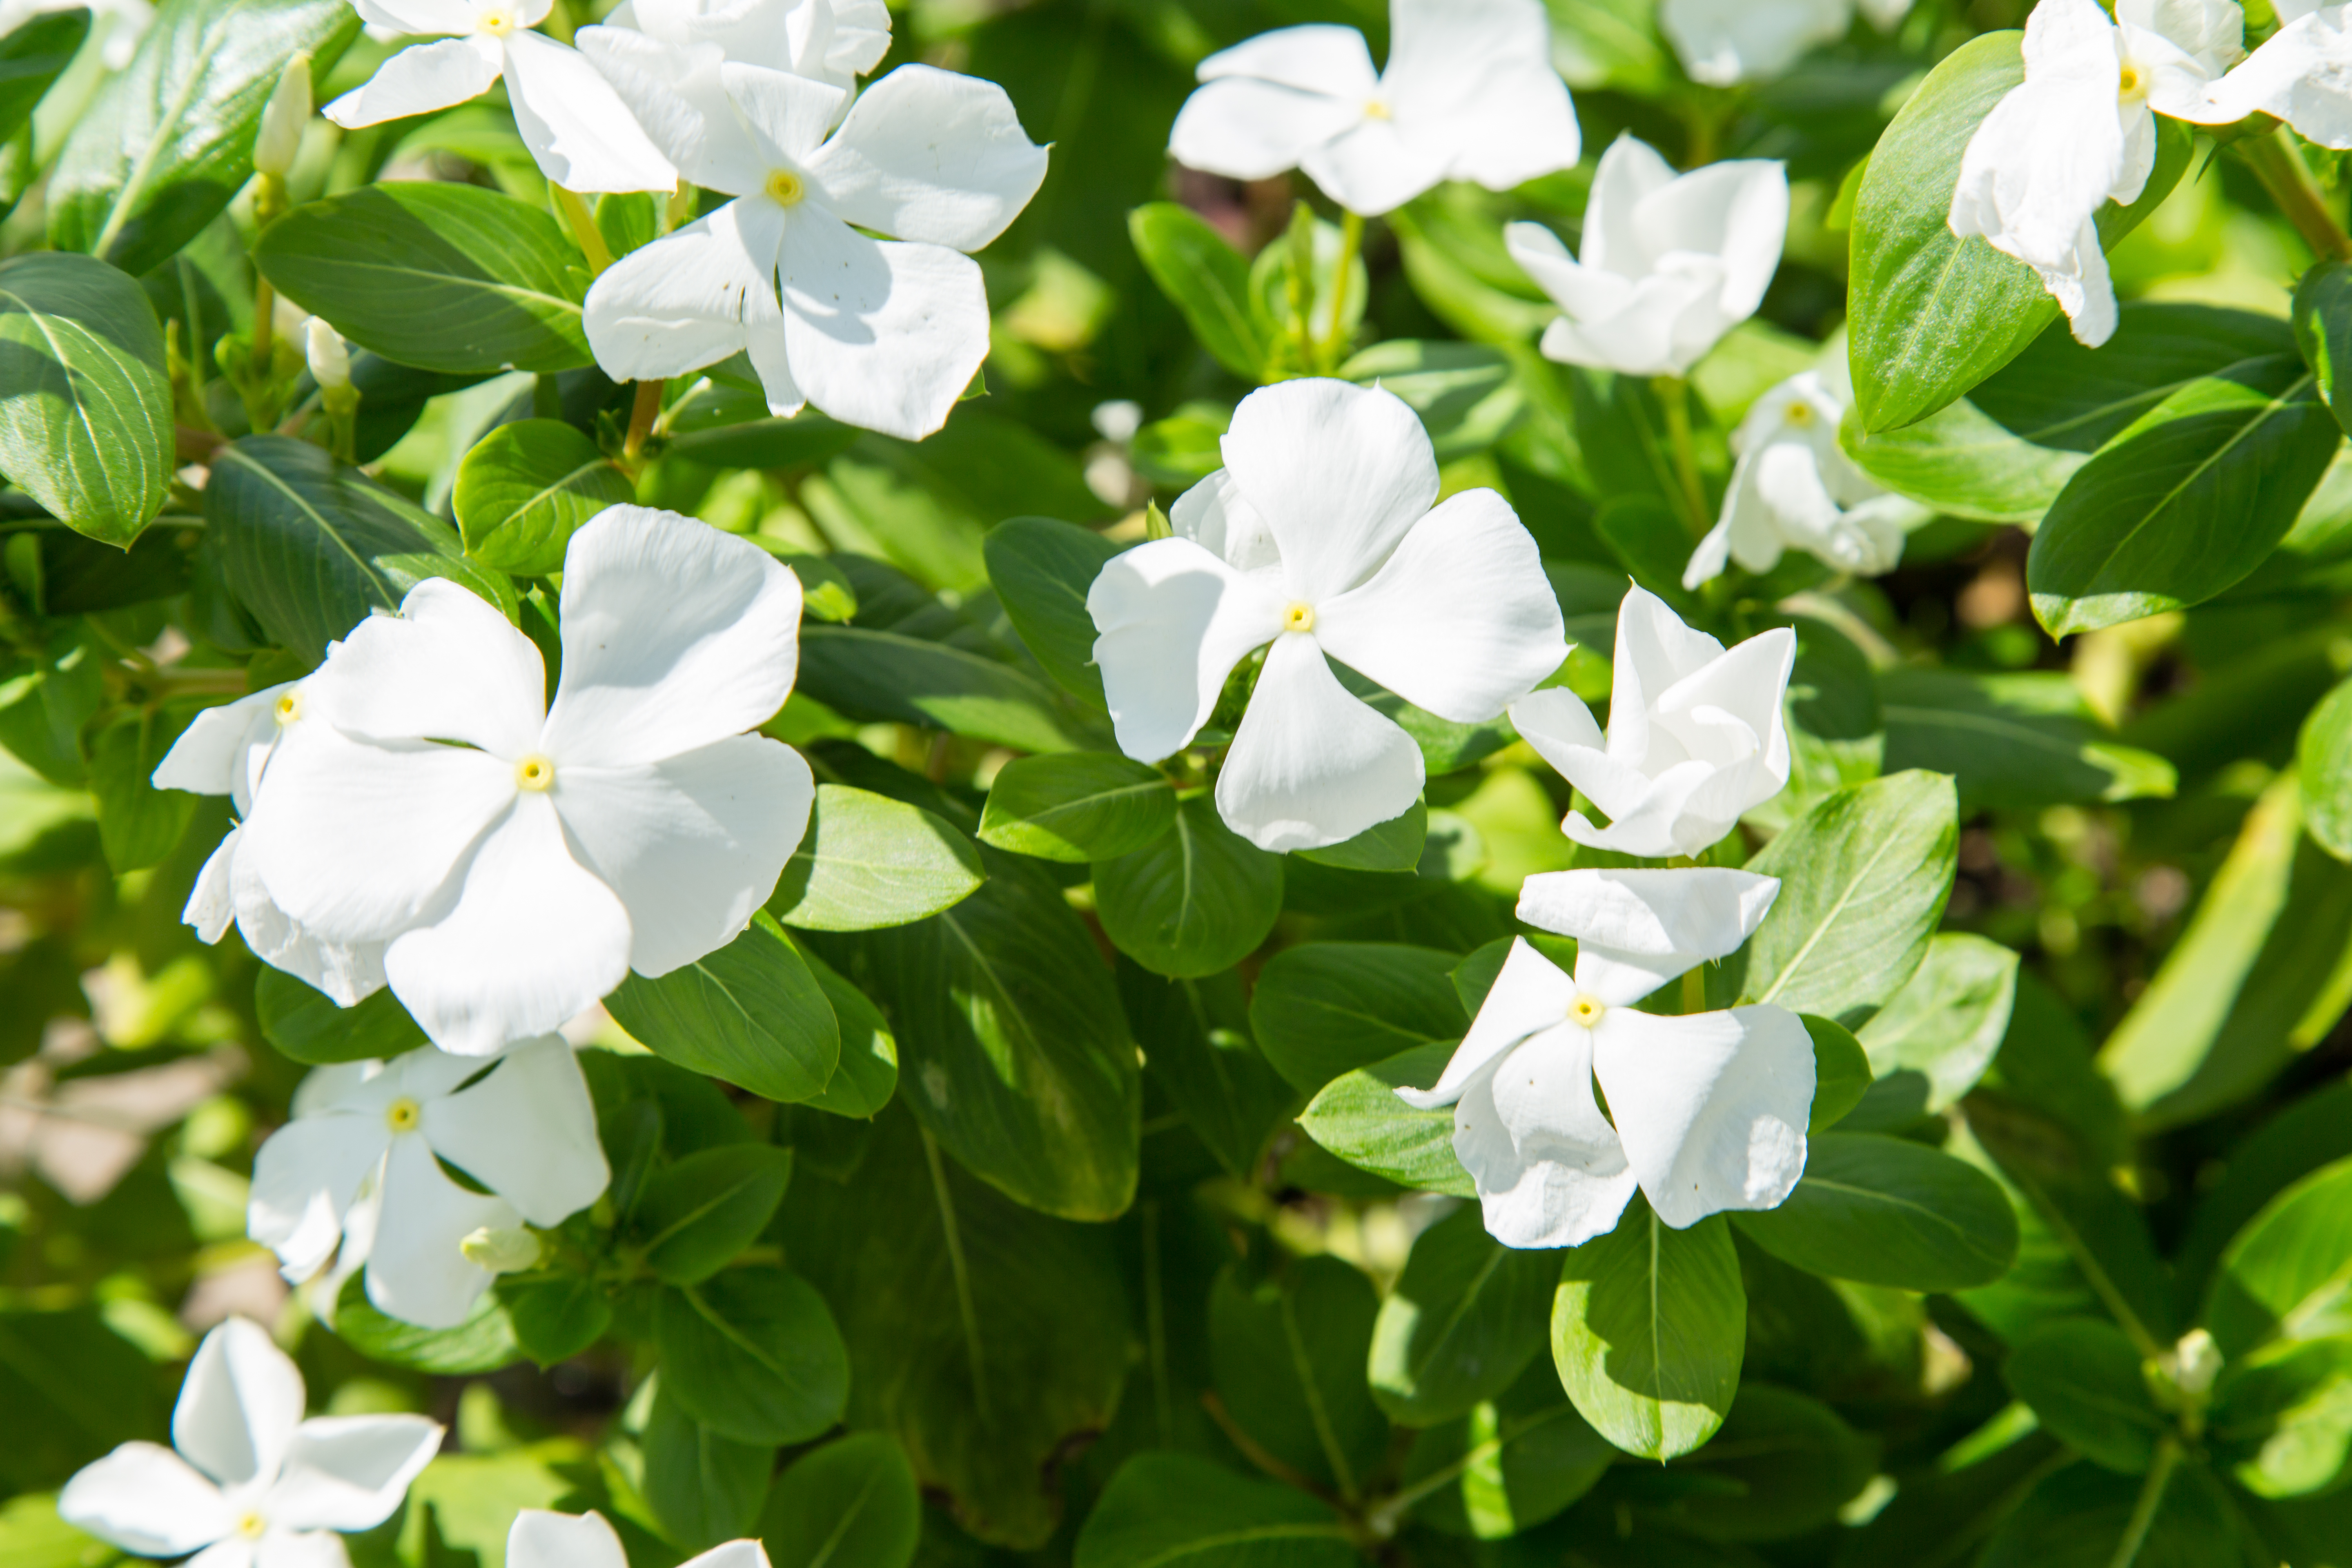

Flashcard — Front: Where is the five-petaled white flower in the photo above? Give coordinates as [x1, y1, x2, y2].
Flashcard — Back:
[1088, 379, 1567, 853]
[512, 1508, 771, 1568]
[1166, 0, 1580, 218]
[1949, 0, 2243, 347]
[60, 1318, 443, 1567]
[2195, 0, 2352, 148]
[154, 678, 386, 1010]
[237, 506, 811, 1056]
[1510, 585, 1795, 859]
[1398, 868, 1813, 1249]
[250, 1039, 608, 1328]
[324, 0, 677, 194]
[1507, 134, 1789, 377]
[1682, 369, 1925, 588]
[1659, 0, 1918, 87]
[573, 36, 1047, 441]
[602, 0, 889, 91]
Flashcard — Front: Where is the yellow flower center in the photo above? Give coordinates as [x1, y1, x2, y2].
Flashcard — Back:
[2118, 60, 2147, 102]
[385, 1097, 421, 1133]
[478, 7, 515, 33]
[274, 691, 301, 725]
[237, 1511, 267, 1539]
[1569, 994, 1604, 1028]
[515, 754, 555, 792]
[765, 169, 807, 206]
[1784, 400, 1816, 427]
[1363, 97, 1391, 120]
[1283, 601, 1316, 634]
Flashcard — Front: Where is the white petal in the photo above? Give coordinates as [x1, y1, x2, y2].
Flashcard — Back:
[1535, 267, 1725, 377]
[383, 795, 634, 1055]
[1651, 626, 1795, 790]
[509, 1510, 630, 1568]
[1169, 468, 1282, 573]
[557, 739, 813, 976]
[1215, 632, 1425, 853]
[250, 1120, 390, 1283]
[364, 1140, 516, 1329]
[232, 851, 389, 1009]
[254, 1533, 350, 1568]
[174, 1318, 307, 1492]
[187, 1541, 261, 1568]
[2197, 12, 2352, 144]
[265, 1415, 443, 1532]
[1169, 77, 1356, 181]
[777, 210, 991, 441]
[1299, 116, 1449, 216]
[1397, 937, 1577, 1108]
[423, 1037, 610, 1224]
[1592, 1004, 1813, 1229]
[573, 27, 766, 192]
[308, 580, 545, 758]
[804, 65, 1048, 250]
[1456, 1033, 1639, 1249]
[1087, 536, 1288, 763]
[681, 1543, 771, 1568]
[59, 1443, 234, 1556]
[1681, 514, 1737, 591]
[540, 508, 802, 766]
[1659, 0, 1850, 85]
[1381, 0, 1579, 189]
[1615, 584, 1728, 735]
[152, 688, 282, 796]
[1198, 22, 1379, 96]
[1441, 60, 1579, 191]
[1313, 487, 1567, 723]
[1634, 158, 1788, 323]
[1581, 134, 1680, 278]
[1219, 379, 1439, 601]
[186, 830, 239, 944]
[503, 31, 678, 193]
[583, 201, 775, 386]
[323, 38, 503, 129]
[1507, 686, 1608, 778]
[1950, 29, 2125, 282]
[1561, 765, 1729, 860]
[1516, 866, 1781, 1006]
[718, 58, 851, 163]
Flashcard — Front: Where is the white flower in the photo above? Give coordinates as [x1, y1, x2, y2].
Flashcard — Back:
[1510, 585, 1795, 859]
[324, 0, 677, 194]
[1949, 0, 2242, 348]
[1399, 868, 1813, 1248]
[237, 506, 811, 1055]
[250, 1040, 608, 1328]
[1659, 0, 1918, 87]
[572, 44, 1045, 442]
[254, 53, 312, 179]
[1682, 369, 1925, 588]
[512, 1509, 770, 1568]
[0, 0, 153, 69]
[601, 0, 889, 89]
[1507, 135, 1789, 377]
[2195, 2, 2352, 148]
[1166, 0, 1579, 218]
[60, 1317, 442, 1566]
[1087, 379, 1567, 853]
[304, 318, 350, 392]
[153, 679, 388, 1009]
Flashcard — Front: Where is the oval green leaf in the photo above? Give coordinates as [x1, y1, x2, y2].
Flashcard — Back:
[0, 252, 173, 547]
[453, 418, 634, 575]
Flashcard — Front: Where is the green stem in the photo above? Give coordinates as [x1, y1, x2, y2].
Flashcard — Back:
[2106, 1438, 2180, 1568]
[2241, 129, 2352, 263]
[1653, 375, 1713, 539]
[1322, 207, 1363, 371]
[621, 378, 662, 470]
[552, 185, 615, 275]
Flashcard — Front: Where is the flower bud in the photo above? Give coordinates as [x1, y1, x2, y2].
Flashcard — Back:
[459, 1225, 543, 1275]
[304, 317, 350, 393]
[254, 53, 312, 179]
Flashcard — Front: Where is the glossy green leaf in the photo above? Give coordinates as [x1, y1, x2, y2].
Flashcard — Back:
[759, 1434, 922, 1568]
[332, 1272, 519, 1375]
[2299, 676, 2352, 861]
[1296, 1038, 1474, 1197]
[1076, 1453, 1354, 1568]
[1339, 340, 1524, 459]
[87, 708, 193, 872]
[1370, 1205, 1556, 1426]
[1858, 932, 2019, 1112]
[643, 1384, 774, 1551]
[1641, 1385, 1879, 1542]
[797, 938, 898, 1119]
[655, 1266, 849, 1446]
[1094, 795, 1283, 978]
[1210, 1257, 1388, 1492]
[1396, 1357, 1613, 1540]
[767, 784, 984, 932]
[1551, 1204, 1745, 1460]
[503, 1274, 610, 1368]
[0, 11, 87, 149]
[255, 966, 428, 1065]
[981, 515, 1121, 709]
[2003, 1318, 2167, 1476]
[0, 252, 173, 547]
[1806, 1014, 1872, 1132]
[606, 913, 840, 1104]
[1733, 1131, 2020, 1291]
[1977, 302, 2299, 452]
[1292, 800, 1427, 873]
[1838, 398, 2085, 524]
[2294, 259, 2352, 439]
[795, 625, 1088, 753]
[1127, 203, 1270, 381]
[632, 1143, 793, 1287]
[977, 752, 1175, 863]
[1978, 1457, 2242, 1568]
[452, 419, 633, 575]
[1250, 942, 1468, 1092]
[2206, 1156, 2352, 1361]
[1881, 668, 2176, 813]
[2212, 1336, 2352, 1499]
[1118, 961, 1294, 1179]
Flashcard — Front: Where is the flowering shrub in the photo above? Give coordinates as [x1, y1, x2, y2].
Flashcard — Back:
[8, 0, 2352, 1563]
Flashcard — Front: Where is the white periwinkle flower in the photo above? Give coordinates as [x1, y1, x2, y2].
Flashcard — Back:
[251, 1040, 608, 1328]
[1660, 0, 1918, 87]
[324, 0, 677, 193]
[153, 678, 386, 1009]
[512, 1508, 770, 1568]
[604, 0, 889, 90]
[60, 1318, 442, 1566]
[1087, 379, 1567, 853]
[1949, 0, 2242, 348]
[2196, 2, 2352, 148]
[1682, 369, 1926, 588]
[1509, 585, 1795, 858]
[1399, 868, 1813, 1248]
[574, 40, 1047, 441]
[1166, 0, 1579, 218]
[1507, 134, 1789, 378]
[238, 506, 811, 1055]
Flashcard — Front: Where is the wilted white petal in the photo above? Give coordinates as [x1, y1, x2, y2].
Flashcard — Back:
[1218, 379, 1439, 601]
[323, 37, 503, 129]
[1088, 537, 1289, 763]
[1214, 633, 1424, 852]
[266, 1415, 443, 1532]
[422, 1036, 610, 1224]
[1516, 867, 1780, 1005]
[805, 65, 1048, 250]
[59, 1443, 235, 1556]
[1593, 1004, 1813, 1227]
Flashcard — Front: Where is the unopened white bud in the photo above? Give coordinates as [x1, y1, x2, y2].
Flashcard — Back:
[254, 53, 312, 179]
[304, 317, 350, 392]
[2167, 1328, 2221, 1400]
[459, 1225, 542, 1275]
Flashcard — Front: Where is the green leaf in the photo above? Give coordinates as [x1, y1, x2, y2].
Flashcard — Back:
[797, 938, 898, 1119]
[981, 515, 1121, 709]
[2211, 1335, 2352, 1499]
[768, 784, 984, 932]
[87, 708, 193, 872]
[1094, 794, 1283, 978]
[1292, 800, 1427, 873]
[655, 1266, 849, 1446]
[606, 913, 840, 1103]
[1718, 771, 1958, 1027]
[1339, 340, 1525, 459]
[1297, 1038, 1474, 1197]
[2004, 1318, 2168, 1476]
[1076, 1453, 1354, 1568]
[1210, 1257, 1388, 1492]
[2294, 259, 2352, 439]
[255, 966, 428, 1065]
[452, 419, 634, 575]
[47, 0, 356, 277]
[1550, 1203, 1744, 1460]
[1641, 1385, 1879, 1542]
[204, 435, 508, 662]
[1250, 942, 1468, 1092]
[1882, 668, 2176, 813]
[2300, 676, 2352, 861]
[1370, 1205, 1556, 1426]
[642, 1383, 774, 1551]
[1857, 932, 2019, 1112]
[1131, 401, 1230, 488]
[631, 1143, 793, 1287]
[2028, 354, 2343, 636]
[665, 412, 859, 471]
[0, 252, 173, 547]
[829, 849, 1139, 1221]
[1732, 1131, 2020, 1292]
[795, 625, 1088, 753]
[503, 1274, 610, 1368]
[2206, 1156, 2352, 1361]
[1118, 961, 1294, 1179]
[1127, 204, 1270, 381]
[1977, 303, 2300, 452]
[758, 1434, 922, 1568]
[1839, 397, 2085, 524]
[1978, 1457, 2243, 1568]
[255, 182, 593, 374]
[977, 752, 1175, 863]
[1806, 1014, 1872, 1132]
[332, 1272, 519, 1375]
[1396, 1358, 1613, 1540]
[0, 11, 87, 149]
[1846, 31, 2186, 433]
